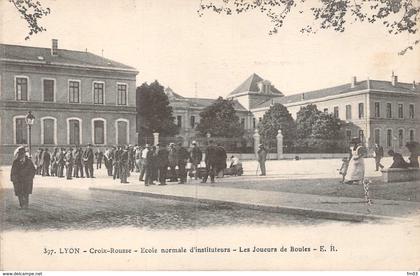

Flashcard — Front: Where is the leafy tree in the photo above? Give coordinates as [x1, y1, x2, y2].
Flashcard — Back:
[295, 104, 345, 152]
[257, 103, 296, 147]
[196, 97, 245, 137]
[9, 0, 51, 40]
[136, 81, 179, 139]
[198, 0, 419, 55]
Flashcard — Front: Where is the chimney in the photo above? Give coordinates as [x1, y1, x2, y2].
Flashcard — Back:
[367, 77, 370, 90]
[51, 39, 58, 56]
[391, 71, 398, 86]
[301, 93, 305, 100]
[413, 81, 417, 90]
[351, 76, 357, 88]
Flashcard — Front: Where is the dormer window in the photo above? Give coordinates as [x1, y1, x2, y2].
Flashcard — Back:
[257, 80, 271, 94]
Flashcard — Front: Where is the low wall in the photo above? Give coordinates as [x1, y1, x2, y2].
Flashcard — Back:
[381, 168, 420, 183]
[228, 153, 349, 160]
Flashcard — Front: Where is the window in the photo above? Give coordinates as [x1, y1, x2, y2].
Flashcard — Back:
[323, 108, 328, 113]
[241, 118, 245, 127]
[93, 120, 105, 144]
[374, 102, 380, 118]
[43, 79, 54, 102]
[398, 129, 404, 147]
[386, 103, 392, 118]
[68, 119, 81, 145]
[116, 120, 128, 144]
[15, 117, 27, 144]
[253, 118, 256, 129]
[358, 103, 364, 119]
[345, 105, 352, 120]
[42, 118, 55, 144]
[410, 130, 415, 142]
[333, 106, 339, 118]
[117, 84, 127, 105]
[359, 130, 364, 141]
[93, 82, 104, 104]
[409, 104, 415, 119]
[69, 81, 80, 103]
[258, 117, 262, 122]
[387, 129, 392, 147]
[398, 103, 403, 118]
[374, 129, 380, 145]
[346, 130, 352, 140]
[177, 115, 182, 127]
[16, 77, 28, 101]
[190, 116, 195, 128]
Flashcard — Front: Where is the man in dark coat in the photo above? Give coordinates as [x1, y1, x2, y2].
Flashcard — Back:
[388, 150, 409, 168]
[73, 147, 84, 178]
[50, 147, 58, 176]
[215, 144, 227, 177]
[144, 145, 155, 186]
[373, 143, 384, 171]
[257, 144, 268, 176]
[41, 148, 51, 176]
[10, 146, 36, 209]
[83, 144, 95, 178]
[95, 149, 104, 169]
[202, 140, 218, 183]
[189, 141, 203, 180]
[176, 142, 189, 184]
[65, 147, 74, 180]
[113, 146, 122, 180]
[156, 143, 169, 185]
[167, 143, 178, 182]
[119, 146, 129, 183]
[57, 148, 65, 178]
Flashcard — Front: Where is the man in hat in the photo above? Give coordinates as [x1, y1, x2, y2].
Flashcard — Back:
[373, 143, 384, 171]
[57, 148, 65, 178]
[119, 145, 130, 183]
[168, 143, 178, 182]
[257, 144, 267, 176]
[176, 142, 189, 184]
[139, 144, 150, 181]
[65, 147, 74, 180]
[83, 144, 95, 178]
[10, 146, 36, 209]
[41, 148, 51, 176]
[202, 140, 218, 183]
[156, 143, 169, 185]
[113, 145, 122, 180]
[189, 141, 203, 180]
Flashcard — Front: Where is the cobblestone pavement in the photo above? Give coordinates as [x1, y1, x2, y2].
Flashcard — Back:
[1, 187, 334, 231]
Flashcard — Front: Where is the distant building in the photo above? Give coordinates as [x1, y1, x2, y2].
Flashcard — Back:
[169, 72, 420, 154]
[0, 40, 138, 163]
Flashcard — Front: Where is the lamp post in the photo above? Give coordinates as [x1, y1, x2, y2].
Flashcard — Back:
[25, 111, 35, 158]
[206, 132, 211, 145]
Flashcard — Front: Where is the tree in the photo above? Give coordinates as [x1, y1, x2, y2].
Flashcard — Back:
[295, 104, 344, 152]
[198, 0, 419, 55]
[196, 97, 245, 137]
[9, 0, 51, 40]
[257, 103, 296, 147]
[136, 81, 179, 139]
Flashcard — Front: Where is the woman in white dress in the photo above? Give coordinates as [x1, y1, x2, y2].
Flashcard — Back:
[344, 137, 366, 184]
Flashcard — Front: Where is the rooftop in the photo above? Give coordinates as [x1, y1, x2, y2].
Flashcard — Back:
[0, 43, 138, 72]
[227, 73, 283, 97]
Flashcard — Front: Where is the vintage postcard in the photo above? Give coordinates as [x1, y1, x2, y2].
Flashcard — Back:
[1, 0, 419, 272]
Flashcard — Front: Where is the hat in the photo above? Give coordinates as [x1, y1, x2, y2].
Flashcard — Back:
[192, 141, 197, 145]
[88, 143, 93, 147]
[259, 144, 264, 148]
[14, 146, 26, 156]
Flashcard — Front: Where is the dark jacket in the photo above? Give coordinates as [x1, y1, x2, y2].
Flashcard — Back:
[42, 151, 51, 164]
[176, 147, 189, 164]
[83, 148, 94, 164]
[10, 157, 36, 196]
[157, 148, 169, 167]
[190, 147, 203, 164]
[390, 153, 409, 169]
[205, 145, 218, 164]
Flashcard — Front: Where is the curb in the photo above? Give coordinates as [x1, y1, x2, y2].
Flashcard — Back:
[89, 187, 406, 222]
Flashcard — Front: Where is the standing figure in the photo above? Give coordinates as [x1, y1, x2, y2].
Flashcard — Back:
[139, 145, 149, 181]
[190, 141, 203, 180]
[201, 140, 218, 183]
[167, 143, 178, 182]
[95, 149, 103, 169]
[50, 147, 58, 176]
[57, 148, 65, 178]
[134, 146, 142, 172]
[257, 144, 267, 176]
[10, 146, 36, 209]
[144, 145, 154, 185]
[176, 142, 189, 184]
[215, 144, 227, 177]
[119, 146, 129, 183]
[373, 144, 384, 171]
[113, 146, 122, 180]
[156, 143, 169, 185]
[35, 148, 44, 175]
[344, 138, 366, 184]
[388, 150, 409, 168]
[83, 144, 95, 178]
[41, 148, 51, 176]
[73, 147, 84, 178]
[65, 147, 74, 180]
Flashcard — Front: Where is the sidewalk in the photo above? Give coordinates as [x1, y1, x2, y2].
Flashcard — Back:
[90, 181, 420, 222]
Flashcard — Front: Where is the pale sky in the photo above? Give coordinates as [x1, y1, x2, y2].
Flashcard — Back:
[1, 0, 419, 98]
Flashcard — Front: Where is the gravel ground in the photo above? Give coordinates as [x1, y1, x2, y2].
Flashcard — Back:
[0, 187, 335, 231]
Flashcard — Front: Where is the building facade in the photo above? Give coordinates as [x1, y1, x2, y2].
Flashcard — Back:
[169, 72, 420, 154]
[0, 40, 138, 164]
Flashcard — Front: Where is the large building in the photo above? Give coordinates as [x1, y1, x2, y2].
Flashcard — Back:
[0, 40, 138, 164]
[169, 72, 420, 154]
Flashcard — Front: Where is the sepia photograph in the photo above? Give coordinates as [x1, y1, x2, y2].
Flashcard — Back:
[0, 0, 419, 273]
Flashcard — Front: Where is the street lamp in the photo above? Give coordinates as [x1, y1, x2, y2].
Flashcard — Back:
[206, 132, 211, 145]
[25, 111, 35, 158]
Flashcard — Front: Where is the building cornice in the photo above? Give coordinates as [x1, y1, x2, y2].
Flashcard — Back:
[1, 58, 139, 74]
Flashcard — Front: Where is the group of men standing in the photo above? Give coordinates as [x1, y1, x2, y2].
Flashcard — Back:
[33, 144, 95, 180]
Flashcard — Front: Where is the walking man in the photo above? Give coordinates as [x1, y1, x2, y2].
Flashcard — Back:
[373, 143, 384, 171]
[257, 144, 267, 176]
[11, 146, 36, 209]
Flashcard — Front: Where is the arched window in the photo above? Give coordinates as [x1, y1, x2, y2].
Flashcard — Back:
[41, 117, 57, 144]
[92, 118, 106, 145]
[115, 119, 129, 145]
[67, 118, 82, 145]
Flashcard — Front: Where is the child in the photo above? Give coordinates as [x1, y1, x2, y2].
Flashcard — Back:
[338, 157, 349, 183]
